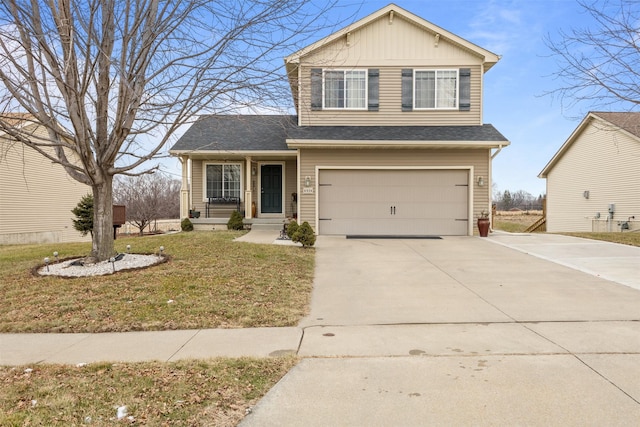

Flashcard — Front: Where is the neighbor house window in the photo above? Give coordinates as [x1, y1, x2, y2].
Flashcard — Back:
[205, 163, 241, 199]
[323, 69, 367, 109]
[414, 69, 458, 109]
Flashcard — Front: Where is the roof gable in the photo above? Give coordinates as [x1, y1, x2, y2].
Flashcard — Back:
[539, 111, 640, 178]
[285, 3, 500, 68]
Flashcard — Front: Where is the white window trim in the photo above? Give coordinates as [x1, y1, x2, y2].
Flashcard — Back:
[322, 69, 368, 111]
[202, 162, 243, 202]
[413, 69, 459, 110]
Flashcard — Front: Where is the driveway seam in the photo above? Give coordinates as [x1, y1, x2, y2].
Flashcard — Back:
[402, 239, 519, 323]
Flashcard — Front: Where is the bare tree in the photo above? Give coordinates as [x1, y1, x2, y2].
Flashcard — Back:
[0, 0, 345, 261]
[114, 174, 180, 235]
[546, 0, 640, 114]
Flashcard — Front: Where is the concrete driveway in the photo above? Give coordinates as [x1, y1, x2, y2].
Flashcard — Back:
[241, 235, 640, 426]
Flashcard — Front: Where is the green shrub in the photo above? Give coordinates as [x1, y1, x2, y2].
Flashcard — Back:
[292, 221, 316, 247]
[71, 193, 94, 237]
[181, 217, 194, 232]
[286, 220, 299, 239]
[227, 210, 244, 230]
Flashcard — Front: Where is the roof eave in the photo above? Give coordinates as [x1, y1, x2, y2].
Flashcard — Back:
[286, 139, 509, 149]
[169, 149, 297, 157]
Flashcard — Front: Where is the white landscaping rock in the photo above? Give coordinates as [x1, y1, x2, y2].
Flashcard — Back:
[38, 254, 164, 277]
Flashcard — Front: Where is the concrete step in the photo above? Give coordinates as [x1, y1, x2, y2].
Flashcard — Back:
[250, 222, 285, 231]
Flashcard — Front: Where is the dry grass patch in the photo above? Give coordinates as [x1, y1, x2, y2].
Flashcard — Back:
[492, 211, 544, 233]
[0, 231, 315, 333]
[0, 357, 296, 426]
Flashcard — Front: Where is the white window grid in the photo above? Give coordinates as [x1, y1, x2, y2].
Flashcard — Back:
[414, 69, 459, 110]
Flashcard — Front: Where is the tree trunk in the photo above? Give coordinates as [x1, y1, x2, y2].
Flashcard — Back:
[91, 176, 115, 262]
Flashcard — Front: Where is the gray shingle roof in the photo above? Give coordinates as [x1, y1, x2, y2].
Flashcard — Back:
[170, 115, 297, 152]
[169, 115, 508, 152]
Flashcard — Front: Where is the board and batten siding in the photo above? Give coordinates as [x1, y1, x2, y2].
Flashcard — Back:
[296, 13, 485, 126]
[298, 148, 490, 234]
[0, 129, 90, 244]
[546, 119, 640, 232]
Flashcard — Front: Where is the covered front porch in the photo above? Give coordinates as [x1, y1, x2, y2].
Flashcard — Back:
[177, 153, 298, 222]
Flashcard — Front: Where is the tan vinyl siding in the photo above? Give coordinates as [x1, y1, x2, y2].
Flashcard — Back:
[191, 159, 205, 213]
[297, 13, 484, 126]
[191, 158, 297, 218]
[298, 148, 490, 234]
[0, 130, 90, 244]
[546, 120, 640, 232]
[285, 159, 297, 217]
[299, 65, 482, 126]
[302, 14, 483, 67]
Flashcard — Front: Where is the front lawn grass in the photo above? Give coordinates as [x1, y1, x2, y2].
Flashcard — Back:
[0, 231, 315, 333]
[492, 211, 544, 233]
[0, 357, 297, 426]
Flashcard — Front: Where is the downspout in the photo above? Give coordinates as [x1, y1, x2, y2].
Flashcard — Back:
[489, 145, 504, 232]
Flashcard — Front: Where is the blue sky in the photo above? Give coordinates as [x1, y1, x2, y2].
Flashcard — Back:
[348, 0, 598, 197]
[162, 0, 605, 197]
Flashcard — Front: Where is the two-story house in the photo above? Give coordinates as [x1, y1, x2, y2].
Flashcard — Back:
[169, 3, 509, 236]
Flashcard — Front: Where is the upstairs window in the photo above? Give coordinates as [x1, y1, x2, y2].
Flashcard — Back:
[414, 69, 458, 109]
[323, 69, 367, 109]
[402, 68, 470, 112]
[205, 163, 241, 200]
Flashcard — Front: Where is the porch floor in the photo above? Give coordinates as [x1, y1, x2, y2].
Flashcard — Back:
[190, 217, 289, 231]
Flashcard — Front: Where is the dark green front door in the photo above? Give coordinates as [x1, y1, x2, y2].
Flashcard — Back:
[261, 164, 282, 214]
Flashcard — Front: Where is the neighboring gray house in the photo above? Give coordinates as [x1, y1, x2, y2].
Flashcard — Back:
[170, 3, 510, 236]
[539, 112, 640, 232]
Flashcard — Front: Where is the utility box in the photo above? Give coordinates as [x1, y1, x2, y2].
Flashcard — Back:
[113, 205, 126, 226]
[113, 205, 126, 238]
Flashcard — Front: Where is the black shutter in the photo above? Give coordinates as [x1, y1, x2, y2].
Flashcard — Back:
[311, 68, 322, 111]
[459, 68, 471, 111]
[401, 69, 413, 111]
[368, 69, 379, 111]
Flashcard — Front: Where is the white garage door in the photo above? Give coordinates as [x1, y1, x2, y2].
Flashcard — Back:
[318, 169, 469, 236]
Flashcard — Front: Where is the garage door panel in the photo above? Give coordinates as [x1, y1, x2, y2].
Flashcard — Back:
[318, 169, 469, 236]
[321, 218, 467, 236]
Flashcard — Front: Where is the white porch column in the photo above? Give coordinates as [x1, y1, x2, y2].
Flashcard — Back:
[245, 156, 253, 218]
[179, 156, 190, 219]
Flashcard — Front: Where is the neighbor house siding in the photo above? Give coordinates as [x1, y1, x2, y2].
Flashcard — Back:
[546, 118, 640, 232]
[0, 127, 90, 244]
[298, 148, 490, 234]
[296, 13, 484, 127]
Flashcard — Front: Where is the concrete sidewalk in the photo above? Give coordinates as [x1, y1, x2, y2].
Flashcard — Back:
[0, 327, 302, 366]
